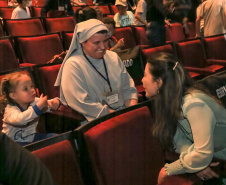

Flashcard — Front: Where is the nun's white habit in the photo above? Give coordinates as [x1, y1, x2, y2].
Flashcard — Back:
[55, 19, 138, 121]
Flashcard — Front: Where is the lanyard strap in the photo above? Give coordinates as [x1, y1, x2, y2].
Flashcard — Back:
[82, 50, 112, 92]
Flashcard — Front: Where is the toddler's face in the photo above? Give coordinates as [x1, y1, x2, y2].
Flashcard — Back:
[10, 75, 36, 107]
[116, 5, 127, 16]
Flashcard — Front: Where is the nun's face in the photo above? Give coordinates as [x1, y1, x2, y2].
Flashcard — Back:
[82, 33, 109, 59]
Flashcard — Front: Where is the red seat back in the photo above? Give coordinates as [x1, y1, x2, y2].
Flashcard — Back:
[4, 18, 45, 36]
[32, 140, 84, 185]
[176, 39, 206, 67]
[0, 7, 14, 19]
[114, 27, 136, 49]
[165, 23, 186, 42]
[142, 44, 174, 65]
[15, 33, 64, 65]
[0, 37, 19, 72]
[62, 31, 73, 50]
[133, 26, 150, 45]
[187, 22, 196, 39]
[43, 16, 76, 33]
[83, 106, 165, 185]
[204, 34, 226, 60]
[0, 21, 4, 38]
[89, 5, 110, 15]
[111, 5, 118, 14]
[0, 0, 8, 7]
[33, 0, 46, 7]
[87, 0, 94, 5]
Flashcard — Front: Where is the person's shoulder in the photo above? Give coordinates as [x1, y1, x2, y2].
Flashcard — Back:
[127, 11, 134, 15]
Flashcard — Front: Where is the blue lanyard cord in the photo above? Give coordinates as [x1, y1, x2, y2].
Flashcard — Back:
[82, 50, 112, 92]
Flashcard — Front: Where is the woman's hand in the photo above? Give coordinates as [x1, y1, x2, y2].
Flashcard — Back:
[158, 167, 168, 184]
[48, 98, 61, 110]
[196, 162, 220, 181]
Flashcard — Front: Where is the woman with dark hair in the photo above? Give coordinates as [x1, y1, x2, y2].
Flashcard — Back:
[74, 6, 97, 23]
[142, 53, 226, 184]
[55, 19, 138, 122]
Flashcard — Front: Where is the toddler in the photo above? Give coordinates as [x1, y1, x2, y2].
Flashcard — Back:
[0, 72, 60, 146]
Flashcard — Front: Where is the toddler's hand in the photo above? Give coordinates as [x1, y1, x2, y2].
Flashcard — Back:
[36, 94, 48, 110]
[48, 98, 61, 110]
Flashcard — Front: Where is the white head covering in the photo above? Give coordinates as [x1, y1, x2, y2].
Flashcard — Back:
[55, 19, 108, 86]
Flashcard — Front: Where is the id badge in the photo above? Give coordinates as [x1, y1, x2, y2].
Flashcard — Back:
[58, 6, 64, 11]
[107, 94, 119, 105]
[22, 125, 36, 138]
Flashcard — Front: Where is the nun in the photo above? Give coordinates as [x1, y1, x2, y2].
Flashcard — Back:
[55, 19, 138, 122]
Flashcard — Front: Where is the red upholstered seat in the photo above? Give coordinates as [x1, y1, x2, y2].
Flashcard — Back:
[4, 18, 45, 36]
[165, 23, 186, 42]
[111, 5, 118, 14]
[82, 106, 165, 185]
[43, 16, 76, 33]
[87, 0, 94, 5]
[72, 6, 82, 14]
[187, 22, 196, 39]
[89, 5, 110, 16]
[0, 21, 4, 38]
[30, 6, 41, 17]
[0, 0, 8, 7]
[33, 0, 46, 7]
[32, 138, 84, 185]
[204, 34, 226, 61]
[0, 37, 20, 72]
[176, 39, 225, 76]
[62, 31, 73, 50]
[15, 33, 64, 65]
[114, 27, 137, 49]
[0, 7, 14, 19]
[133, 26, 150, 46]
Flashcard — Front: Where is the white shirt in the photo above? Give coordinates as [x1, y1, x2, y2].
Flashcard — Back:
[114, 11, 135, 27]
[11, 6, 31, 19]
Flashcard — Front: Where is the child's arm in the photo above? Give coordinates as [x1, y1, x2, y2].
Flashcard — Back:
[135, 12, 148, 26]
[110, 38, 124, 51]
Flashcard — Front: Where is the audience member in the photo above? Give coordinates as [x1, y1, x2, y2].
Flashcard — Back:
[0, 72, 60, 146]
[11, 0, 31, 19]
[71, 0, 87, 6]
[134, 0, 147, 26]
[41, 0, 74, 17]
[55, 19, 138, 122]
[114, 0, 135, 27]
[0, 132, 57, 185]
[8, 0, 18, 7]
[93, 6, 103, 21]
[102, 17, 125, 51]
[141, 52, 226, 184]
[196, 0, 206, 37]
[196, 0, 226, 37]
[74, 6, 97, 23]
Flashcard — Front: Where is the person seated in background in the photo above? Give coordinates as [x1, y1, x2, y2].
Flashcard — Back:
[41, 0, 74, 17]
[114, 0, 134, 27]
[195, 0, 206, 37]
[93, 6, 103, 21]
[11, 0, 31, 19]
[142, 52, 226, 184]
[55, 19, 138, 122]
[74, 6, 97, 23]
[71, 0, 87, 6]
[102, 17, 125, 51]
[8, 0, 18, 7]
[134, 0, 147, 26]
[0, 72, 60, 146]
[0, 132, 57, 185]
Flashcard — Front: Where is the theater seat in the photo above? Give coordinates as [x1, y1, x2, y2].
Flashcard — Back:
[165, 23, 186, 42]
[186, 22, 196, 39]
[132, 26, 150, 46]
[175, 39, 225, 76]
[0, 21, 4, 38]
[43, 16, 76, 33]
[0, 0, 8, 7]
[14, 33, 64, 65]
[0, 7, 14, 19]
[0, 37, 20, 72]
[89, 5, 110, 16]
[110, 5, 118, 14]
[28, 132, 84, 185]
[77, 105, 165, 185]
[4, 18, 45, 36]
[62, 31, 73, 50]
[114, 27, 137, 49]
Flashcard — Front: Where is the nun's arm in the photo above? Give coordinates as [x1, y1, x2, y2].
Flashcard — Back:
[61, 60, 110, 121]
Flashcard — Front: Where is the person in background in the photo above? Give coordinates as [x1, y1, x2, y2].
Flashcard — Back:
[71, 0, 87, 6]
[195, 0, 206, 37]
[0, 132, 57, 185]
[196, 0, 226, 37]
[74, 6, 97, 23]
[142, 52, 226, 184]
[41, 0, 74, 17]
[114, 0, 135, 27]
[55, 19, 138, 122]
[102, 17, 125, 51]
[134, 0, 147, 26]
[1, 72, 60, 146]
[11, 0, 31, 19]
[93, 6, 103, 21]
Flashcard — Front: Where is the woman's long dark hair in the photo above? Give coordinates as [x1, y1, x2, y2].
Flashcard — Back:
[147, 53, 193, 150]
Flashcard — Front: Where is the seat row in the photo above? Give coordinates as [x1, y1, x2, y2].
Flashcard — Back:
[24, 99, 211, 185]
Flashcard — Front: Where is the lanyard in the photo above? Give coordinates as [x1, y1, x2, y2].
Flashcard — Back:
[82, 50, 112, 92]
